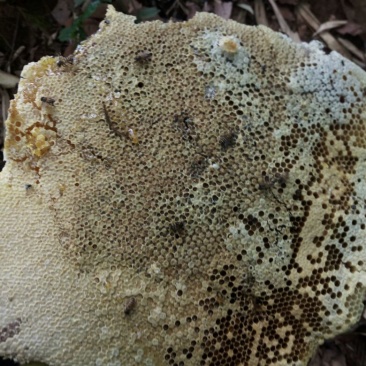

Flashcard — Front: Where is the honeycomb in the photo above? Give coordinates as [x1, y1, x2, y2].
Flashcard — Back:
[1, 6, 366, 366]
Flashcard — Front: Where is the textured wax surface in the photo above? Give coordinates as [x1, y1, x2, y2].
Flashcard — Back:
[1, 6, 366, 366]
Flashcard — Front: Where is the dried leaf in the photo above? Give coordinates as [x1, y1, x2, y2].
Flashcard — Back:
[349, 57, 365, 69]
[116, 0, 142, 15]
[51, 0, 72, 26]
[337, 22, 364, 36]
[1, 87, 10, 125]
[89, 3, 107, 19]
[278, 5, 295, 22]
[308, 351, 321, 366]
[268, 0, 300, 42]
[203, 1, 213, 13]
[314, 20, 348, 37]
[305, 341, 351, 366]
[335, 329, 366, 366]
[83, 18, 100, 37]
[132, 1, 143, 13]
[337, 37, 365, 62]
[254, 0, 268, 26]
[277, 0, 298, 4]
[231, 4, 248, 24]
[185, 2, 200, 19]
[0, 70, 19, 89]
[236, 3, 254, 15]
[348, 0, 366, 37]
[296, 3, 351, 59]
[213, 0, 233, 20]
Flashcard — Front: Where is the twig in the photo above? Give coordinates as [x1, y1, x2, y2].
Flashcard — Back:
[6, 12, 20, 73]
[81, 0, 92, 13]
[12, 45, 25, 62]
[337, 38, 366, 65]
[214, 0, 233, 20]
[268, 0, 300, 42]
[296, 3, 352, 59]
[166, 0, 179, 16]
[1, 87, 10, 125]
[254, 0, 269, 27]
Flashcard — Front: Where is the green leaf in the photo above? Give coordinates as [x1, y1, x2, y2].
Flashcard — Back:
[58, 26, 74, 42]
[74, 0, 85, 6]
[58, 20, 84, 42]
[79, 0, 101, 21]
[59, 0, 101, 42]
[135, 7, 160, 22]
